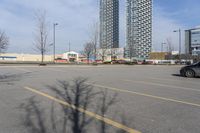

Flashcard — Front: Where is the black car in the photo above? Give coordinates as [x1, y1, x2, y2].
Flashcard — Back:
[180, 62, 200, 78]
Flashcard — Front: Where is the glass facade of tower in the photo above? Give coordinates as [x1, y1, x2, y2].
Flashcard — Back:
[100, 0, 119, 49]
[126, 0, 152, 59]
[185, 28, 200, 56]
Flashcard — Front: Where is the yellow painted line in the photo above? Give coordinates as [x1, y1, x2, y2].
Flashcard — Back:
[88, 83, 200, 108]
[24, 86, 141, 133]
[124, 79, 200, 93]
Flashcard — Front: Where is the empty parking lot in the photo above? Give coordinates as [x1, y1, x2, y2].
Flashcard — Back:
[0, 65, 200, 133]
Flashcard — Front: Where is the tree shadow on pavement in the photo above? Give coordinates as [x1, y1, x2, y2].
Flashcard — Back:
[48, 77, 100, 133]
[20, 96, 47, 133]
[96, 89, 118, 133]
[20, 77, 133, 133]
[0, 72, 30, 85]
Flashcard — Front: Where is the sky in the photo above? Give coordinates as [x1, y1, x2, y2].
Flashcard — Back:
[0, 0, 200, 54]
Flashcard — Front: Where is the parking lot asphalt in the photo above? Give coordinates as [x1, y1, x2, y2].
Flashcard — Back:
[0, 65, 200, 133]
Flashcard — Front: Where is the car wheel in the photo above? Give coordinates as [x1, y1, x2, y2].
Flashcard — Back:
[185, 69, 195, 78]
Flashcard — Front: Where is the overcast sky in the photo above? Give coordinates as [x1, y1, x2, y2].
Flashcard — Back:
[0, 0, 200, 54]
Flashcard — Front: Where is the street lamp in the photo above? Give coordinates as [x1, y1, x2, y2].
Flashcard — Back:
[53, 23, 58, 63]
[173, 29, 181, 63]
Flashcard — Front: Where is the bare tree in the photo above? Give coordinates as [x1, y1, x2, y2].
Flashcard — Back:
[89, 22, 99, 62]
[166, 38, 175, 60]
[34, 11, 49, 64]
[84, 42, 94, 64]
[97, 48, 108, 62]
[0, 30, 9, 54]
[166, 38, 174, 53]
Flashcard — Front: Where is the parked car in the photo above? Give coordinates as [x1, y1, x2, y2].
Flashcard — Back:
[180, 62, 200, 78]
[116, 60, 127, 64]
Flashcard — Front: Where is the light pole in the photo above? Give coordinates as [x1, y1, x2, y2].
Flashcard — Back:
[161, 42, 166, 63]
[53, 23, 58, 63]
[173, 29, 181, 63]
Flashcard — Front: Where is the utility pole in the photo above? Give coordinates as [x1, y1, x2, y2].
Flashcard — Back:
[53, 23, 58, 63]
[69, 42, 71, 52]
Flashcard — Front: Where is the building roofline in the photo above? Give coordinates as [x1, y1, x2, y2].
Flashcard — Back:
[185, 27, 200, 31]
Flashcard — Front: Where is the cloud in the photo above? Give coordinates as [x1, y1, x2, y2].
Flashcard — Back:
[0, 0, 195, 54]
[196, 25, 200, 28]
[0, 0, 99, 54]
[152, 6, 186, 52]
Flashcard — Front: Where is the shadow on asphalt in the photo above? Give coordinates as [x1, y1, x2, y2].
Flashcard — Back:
[19, 96, 47, 133]
[0, 72, 31, 85]
[19, 77, 130, 133]
[171, 74, 200, 78]
[171, 74, 182, 77]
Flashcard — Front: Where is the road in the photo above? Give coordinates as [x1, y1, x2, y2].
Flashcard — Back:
[0, 65, 200, 133]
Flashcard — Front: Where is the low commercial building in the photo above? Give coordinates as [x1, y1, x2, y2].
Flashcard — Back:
[185, 27, 200, 56]
[0, 53, 53, 62]
[0, 52, 80, 63]
[62, 51, 79, 62]
[96, 48, 124, 62]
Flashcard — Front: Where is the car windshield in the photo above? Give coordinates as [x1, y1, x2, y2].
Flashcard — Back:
[192, 62, 200, 65]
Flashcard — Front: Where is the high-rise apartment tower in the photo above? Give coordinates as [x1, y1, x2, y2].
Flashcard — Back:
[100, 0, 119, 48]
[126, 0, 152, 59]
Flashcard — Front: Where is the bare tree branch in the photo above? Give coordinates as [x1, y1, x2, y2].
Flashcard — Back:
[165, 38, 175, 60]
[33, 10, 49, 63]
[97, 48, 109, 62]
[0, 30, 9, 54]
[166, 38, 174, 53]
[83, 42, 94, 64]
[89, 22, 99, 62]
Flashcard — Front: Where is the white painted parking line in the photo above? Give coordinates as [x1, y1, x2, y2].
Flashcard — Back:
[88, 83, 200, 108]
[124, 79, 200, 93]
[149, 77, 200, 85]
